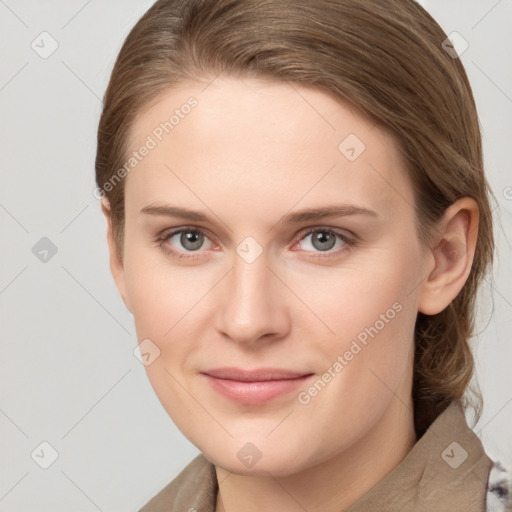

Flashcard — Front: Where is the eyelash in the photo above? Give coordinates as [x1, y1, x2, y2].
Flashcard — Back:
[156, 225, 357, 261]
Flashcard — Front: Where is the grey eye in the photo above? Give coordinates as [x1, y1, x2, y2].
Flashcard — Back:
[178, 230, 205, 251]
[308, 230, 338, 251]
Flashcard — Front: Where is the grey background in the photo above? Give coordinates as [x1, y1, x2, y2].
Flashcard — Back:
[0, 1, 511, 510]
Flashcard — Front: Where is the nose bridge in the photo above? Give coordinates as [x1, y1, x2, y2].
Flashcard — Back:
[215, 247, 288, 344]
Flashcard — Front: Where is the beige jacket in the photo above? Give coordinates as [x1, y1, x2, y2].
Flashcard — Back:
[139, 401, 511, 511]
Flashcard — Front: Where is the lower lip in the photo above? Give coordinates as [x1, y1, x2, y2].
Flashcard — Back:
[202, 374, 314, 405]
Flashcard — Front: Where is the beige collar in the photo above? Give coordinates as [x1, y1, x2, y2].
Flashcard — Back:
[342, 401, 492, 511]
[139, 401, 492, 511]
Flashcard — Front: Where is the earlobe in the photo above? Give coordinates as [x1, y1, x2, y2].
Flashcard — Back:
[100, 198, 132, 314]
[417, 198, 479, 316]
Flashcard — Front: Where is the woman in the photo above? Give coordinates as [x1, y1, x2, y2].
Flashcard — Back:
[95, 0, 511, 510]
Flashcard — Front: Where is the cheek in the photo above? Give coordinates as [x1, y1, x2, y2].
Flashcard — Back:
[295, 252, 418, 345]
[124, 258, 201, 423]
[124, 249, 205, 337]
[303, 251, 419, 396]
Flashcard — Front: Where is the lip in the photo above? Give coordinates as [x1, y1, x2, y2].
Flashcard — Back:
[201, 367, 314, 405]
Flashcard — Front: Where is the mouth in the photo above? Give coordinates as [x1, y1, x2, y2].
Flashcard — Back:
[201, 367, 314, 405]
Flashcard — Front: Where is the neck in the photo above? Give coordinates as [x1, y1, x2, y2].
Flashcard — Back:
[214, 396, 417, 512]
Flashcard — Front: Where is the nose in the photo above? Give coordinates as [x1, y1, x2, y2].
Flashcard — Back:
[214, 251, 291, 346]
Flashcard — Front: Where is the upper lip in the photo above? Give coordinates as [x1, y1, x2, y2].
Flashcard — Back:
[202, 367, 312, 382]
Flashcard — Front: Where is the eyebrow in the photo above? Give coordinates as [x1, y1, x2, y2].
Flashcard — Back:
[139, 204, 378, 225]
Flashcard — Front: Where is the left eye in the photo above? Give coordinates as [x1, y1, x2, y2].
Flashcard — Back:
[296, 228, 349, 253]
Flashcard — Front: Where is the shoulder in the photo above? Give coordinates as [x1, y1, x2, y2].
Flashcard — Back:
[138, 453, 218, 512]
[486, 457, 512, 512]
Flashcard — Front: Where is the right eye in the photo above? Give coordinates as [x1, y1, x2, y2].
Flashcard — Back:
[158, 227, 216, 259]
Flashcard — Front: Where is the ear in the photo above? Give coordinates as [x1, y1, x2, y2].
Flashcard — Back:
[417, 197, 479, 315]
[101, 198, 132, 314]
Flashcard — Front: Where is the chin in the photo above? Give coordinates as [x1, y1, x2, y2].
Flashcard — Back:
[202, 440, 316, 478]
[211, 455, 301, 478]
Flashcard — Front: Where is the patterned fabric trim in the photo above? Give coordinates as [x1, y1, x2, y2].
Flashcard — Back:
[486, 459, 512, 512]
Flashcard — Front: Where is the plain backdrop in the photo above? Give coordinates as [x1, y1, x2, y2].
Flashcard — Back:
[1, 1, 511, 510]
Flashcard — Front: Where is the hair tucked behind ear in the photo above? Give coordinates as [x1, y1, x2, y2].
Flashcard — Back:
[95, 0, 495, 437]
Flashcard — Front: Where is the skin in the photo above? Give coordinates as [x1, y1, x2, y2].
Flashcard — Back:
[101, 77, 478, 511]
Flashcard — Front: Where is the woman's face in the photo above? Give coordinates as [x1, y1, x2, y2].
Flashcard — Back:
[108, 77, 433, 476]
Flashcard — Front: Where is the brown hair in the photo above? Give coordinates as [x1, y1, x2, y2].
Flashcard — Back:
[95, 0, 495, 436]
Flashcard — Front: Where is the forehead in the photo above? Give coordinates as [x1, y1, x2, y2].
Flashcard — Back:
[125, 77, 414, 224]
